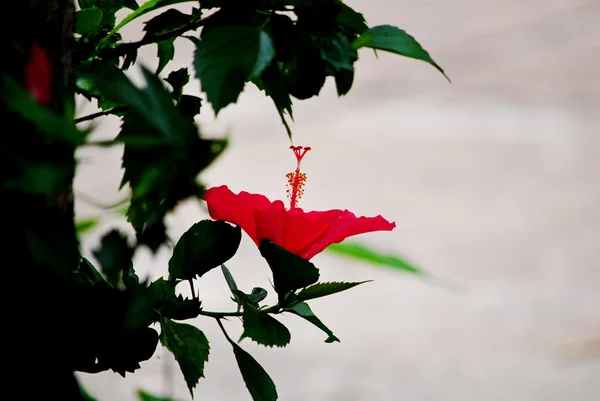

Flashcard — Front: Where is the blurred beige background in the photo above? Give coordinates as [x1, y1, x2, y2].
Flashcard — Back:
[75, 0, 600, 400]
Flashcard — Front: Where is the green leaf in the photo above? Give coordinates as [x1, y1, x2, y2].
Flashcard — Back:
[83, 64, 227, 250]
[146, 278, 200, 321]
[82, 64, 190, 142]
[160, 318, 210, 398]
[92, 229, 134, 287]
[156, 38, 175, 75]
[319, 32, 357, 72]
[241, 304, 291, 347]
[248, 287, 268, 304]
[259, 240, 319, 301]
[75, 257, 109, 287]
[79, 0, 123, 11]
[76, 217, 100, 235]
[221, 264, 239, 292]
[0, 74, 84, 146]
[334, 3, 368, 38]
[325, 242, 423, 275]
[296, 281, 370, 302]
[78, 0, 121, 29]
[76, 8, 103, 35]
[353, 25, 450, 82]
[137, 390, 178, 401]
[100, 0, 196, 45]
[194, 25, 275, 114]
[231, 342, 278, 401]
[285, 302, 339, 343]
[2, 163, 71, 195]
[254, 63, 293, 138]
[169, 220, 241, 280]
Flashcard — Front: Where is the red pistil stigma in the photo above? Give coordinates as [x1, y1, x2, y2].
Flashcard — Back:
[290, 145, 311, 168]
[286, 146, 311, 209]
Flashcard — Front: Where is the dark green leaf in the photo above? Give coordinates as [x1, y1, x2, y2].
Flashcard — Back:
[144, 8, 190, 39]
[164, 68, 189, 100]
[267, 14, 297, 63]
[148, 277, 177, 301]
[160, 318, 210, 398]
[146, 278, 200, 320]
[156, 39, 175, 75]
[92, 229, 134, 287]
[259, 240, 319, 301]
[296, 281, 370, 302]
[281, 45, 326, 100]
[121, 48, 138, 70]
[137, 390, 177, 401]
[353, 25, 450, 82]
[325, 242, 423, 275]
[169, 220, 241, 280]
[334, 3, 368, 38]
[241, 304, 291, 347]
[285, 302, 339, 343]
[76, 8, 103, 35]
[334, 68, 354, 96]
[124, 0, 139, 10]
[319, 33, 357, 72]
[231, 342, 278, 401]
[194, 25, 275, 114]
[178, 95, 202, 119]
[254, 63, 293, 138]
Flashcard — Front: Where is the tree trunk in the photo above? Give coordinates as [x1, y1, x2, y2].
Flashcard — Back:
[2, 1, 85, 398]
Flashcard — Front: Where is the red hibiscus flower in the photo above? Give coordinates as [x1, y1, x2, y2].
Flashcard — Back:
[23, 43, 52, 106]
[204, 146, 396, 260]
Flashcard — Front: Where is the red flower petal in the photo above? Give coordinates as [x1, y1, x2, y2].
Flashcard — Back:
[23, 43, 52, 106]
[254, 203, 338, 256]
[299, 211, 396, 260]
[203, 185, 271, 245]
[203, 186, 396, 260]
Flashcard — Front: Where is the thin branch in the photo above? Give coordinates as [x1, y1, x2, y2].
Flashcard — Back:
[216, 317, 234, 344]
[75, 106, 127, 123]
[197, 303, 281, 319]
[188, 279, 196, 298]
[198, 310, 241, 318]
[103, 13, 216, 59]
